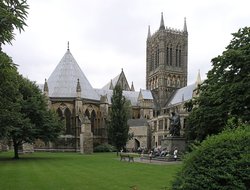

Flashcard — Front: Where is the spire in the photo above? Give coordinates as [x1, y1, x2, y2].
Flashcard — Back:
[44, 78, 49, 92]
[159, 12, 165, 30]
[183, 17, 188, 33]
[131, 82, 135, 91]
[76, 78, 81, 92]
[67, 41, 70, 51]
[147, 25, 151, 38]
[195, 70, 202, 87]
[109, 79, 114, 90]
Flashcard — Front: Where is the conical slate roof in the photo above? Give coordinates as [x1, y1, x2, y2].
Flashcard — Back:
[47, 49, 99, 100]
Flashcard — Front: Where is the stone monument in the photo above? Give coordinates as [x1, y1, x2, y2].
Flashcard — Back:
[80, 116, 93, 154]
[161, 112, 186, 154]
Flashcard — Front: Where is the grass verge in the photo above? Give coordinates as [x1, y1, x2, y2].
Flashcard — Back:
[0, 151, 181, 190]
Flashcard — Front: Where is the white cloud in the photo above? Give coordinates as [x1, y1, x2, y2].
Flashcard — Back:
[3, 0, 250, 90]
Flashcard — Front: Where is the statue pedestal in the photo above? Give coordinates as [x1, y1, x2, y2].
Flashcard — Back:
[161, 136, 186, 153]
[80, 118, 93, 154]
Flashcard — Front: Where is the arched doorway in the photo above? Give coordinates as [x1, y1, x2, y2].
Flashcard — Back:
[134, 139, 140, 151]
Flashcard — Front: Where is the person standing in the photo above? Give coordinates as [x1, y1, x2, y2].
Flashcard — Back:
[173, 147, 178, 161]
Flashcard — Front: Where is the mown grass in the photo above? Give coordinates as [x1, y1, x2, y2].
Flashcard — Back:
[0, 152, 181, 190]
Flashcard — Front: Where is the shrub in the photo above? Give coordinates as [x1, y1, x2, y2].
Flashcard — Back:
[93, 143, 116, 152]
[172, 124, 250, 190]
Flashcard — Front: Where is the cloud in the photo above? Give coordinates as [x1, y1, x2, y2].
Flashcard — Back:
[3, 0, 250, 90]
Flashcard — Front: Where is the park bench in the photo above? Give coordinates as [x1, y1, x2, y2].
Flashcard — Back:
[120, 153, 135, 162]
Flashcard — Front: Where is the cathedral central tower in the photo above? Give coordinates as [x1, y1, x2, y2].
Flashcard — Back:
[146, 13, 188, 109]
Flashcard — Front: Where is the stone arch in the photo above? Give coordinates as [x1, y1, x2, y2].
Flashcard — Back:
[65, 108, 72, 134]
[169, 43, 173, 66]
[172, 75, 176, 87]
[85, 109, 90, 119]
[57, 108, 63, 119]
[90, 110, 96, 134]
[134, 139, 140, 151]
[177, 76, 181, 87]
[167, 75, 171, 86]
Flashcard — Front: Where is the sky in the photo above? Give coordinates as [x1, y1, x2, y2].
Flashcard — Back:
[3, 0, 250, 91]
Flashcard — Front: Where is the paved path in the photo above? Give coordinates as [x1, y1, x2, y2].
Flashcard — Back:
[133, 157, 182, 165]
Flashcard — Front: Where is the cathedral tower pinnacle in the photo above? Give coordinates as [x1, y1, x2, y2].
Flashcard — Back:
[147, 25, 151, 39]
[159, 12, 165, 30]
[183, 17, 188, 33]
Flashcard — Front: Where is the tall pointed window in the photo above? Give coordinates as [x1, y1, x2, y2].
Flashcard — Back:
[176, 48, 178, 67]
[179, 49, 181, 67]
[151, 52, 154, 70]
[165, 47, 169, 65]
[170, 46, 172, 66]
[65, 108, 72, 134]
[156, 47, 160, 68]
[91, 110, 96, 134]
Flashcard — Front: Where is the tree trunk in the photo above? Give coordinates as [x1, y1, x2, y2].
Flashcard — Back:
[13, 141, 20, 159]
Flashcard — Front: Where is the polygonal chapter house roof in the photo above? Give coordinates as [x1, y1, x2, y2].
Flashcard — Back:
[47, 48, 99, 100]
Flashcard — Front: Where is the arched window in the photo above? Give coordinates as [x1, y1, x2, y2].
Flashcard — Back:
[85, 109, 90, 119]
[176, 47, 178, 67]
[166, 47, 169, 65]
[65, 108, 72, 134]
[179, 49, 181, 67]
[156, 46, 160, 67]
[57, 108, 63, 120]
[91, 110, 96, 134]
[170, 45, 173, 66]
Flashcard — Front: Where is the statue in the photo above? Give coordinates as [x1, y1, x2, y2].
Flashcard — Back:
[169, 112, 181, 136]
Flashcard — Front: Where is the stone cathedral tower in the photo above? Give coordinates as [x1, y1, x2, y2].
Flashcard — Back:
[146, 13, 188, 109]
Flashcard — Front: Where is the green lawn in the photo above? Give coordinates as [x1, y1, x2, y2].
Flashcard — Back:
[0, 152, 181, 190]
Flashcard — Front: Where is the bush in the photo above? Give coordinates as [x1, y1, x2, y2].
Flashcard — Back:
[93, 143, 116, 152]
[172, 124, 250, 190]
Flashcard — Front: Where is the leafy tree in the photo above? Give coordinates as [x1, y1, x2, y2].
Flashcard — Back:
[172, 124, 250, 190]
[0, 52, 20, 139]
[0, 0, 29, 49]
[187, 27, 250, 141]
[107, 85, 129, 154]
[0, 73, 63, 159]
[0, 53, 63, 159]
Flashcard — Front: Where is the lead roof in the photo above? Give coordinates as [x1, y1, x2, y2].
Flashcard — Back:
[47, 49, 99, 100]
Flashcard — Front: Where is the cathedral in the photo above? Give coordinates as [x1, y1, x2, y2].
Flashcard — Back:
[35, 13, 201, 152]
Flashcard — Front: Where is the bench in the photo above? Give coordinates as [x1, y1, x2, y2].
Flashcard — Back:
[120, 153, 135, 162]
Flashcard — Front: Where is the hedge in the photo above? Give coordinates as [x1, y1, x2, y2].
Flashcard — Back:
[172, 125, 250, 190]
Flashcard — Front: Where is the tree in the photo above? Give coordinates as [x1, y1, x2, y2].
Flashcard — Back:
[0, 52, 21, 139]
[0, 0, 29, 49]
[0, 72, 63, 159]
[172, 124, 250, 190]
[107, 85, 129, 154]
[0, 0, 62, 159]
[186, 27, 250, 141]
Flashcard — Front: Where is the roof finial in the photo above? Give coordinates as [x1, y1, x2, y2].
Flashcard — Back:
[159, 12, 165, 30]
[76, 78, 81, 92]
[44, 78, 49, 92]
[67, 41, 69, 51]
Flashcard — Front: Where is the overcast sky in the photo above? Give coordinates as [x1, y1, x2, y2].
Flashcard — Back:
[3, 0, 250, 90]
